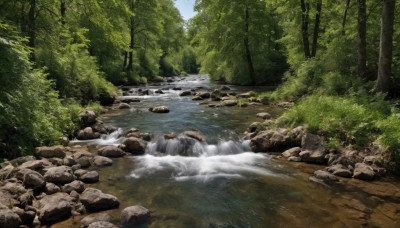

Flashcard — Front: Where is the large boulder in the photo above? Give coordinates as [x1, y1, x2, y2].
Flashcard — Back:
[12, 206, 35, 226]
[81, 213, 113, 228]
[250, 128, 301, 152]
[299, 133, 327, 164]
[121, 137, 147, 155]
[313, 170, 339, 182]
[120, 206, 150, 228]
[79, 110, 97, 127]
[22, 170, 46, 190]
[43, 166, 75, 184]
[0, 203, 21, 228]
[80, 188, 119, 212]
[326, 164, 353, 178]
[35, 146, 66, 159]
[19, 160, 47, 171]
[149, 106, 170, 113]
[353, 163, 375, 180]
[35, 192, 74, 223]
[98, 146, 125, 158]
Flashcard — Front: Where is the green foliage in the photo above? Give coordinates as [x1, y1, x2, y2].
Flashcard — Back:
[0, 24, 77, 157]
[375, 114, 400, 161]
[277, 95, 389, 147]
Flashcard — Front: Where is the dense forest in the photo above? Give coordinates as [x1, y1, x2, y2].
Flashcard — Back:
[1, 0, 400, 170]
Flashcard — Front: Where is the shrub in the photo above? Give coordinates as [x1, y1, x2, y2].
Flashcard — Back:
[375, 114, 400, 161]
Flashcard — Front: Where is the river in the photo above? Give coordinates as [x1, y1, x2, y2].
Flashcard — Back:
[58, 75, 400, 228]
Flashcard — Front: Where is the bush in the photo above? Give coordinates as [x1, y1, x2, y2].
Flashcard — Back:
[276, 95, 388, 147]
[375, 114, 400, 161]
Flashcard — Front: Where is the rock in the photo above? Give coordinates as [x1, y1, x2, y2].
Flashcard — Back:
[149, 106, 170, 113]
[250, 128, 299, 152]
[288, 156, 302, 162]
[119, 103, 130, 109]
[74, 169, 88, 178]
[35, 192, 73, 223]
[248, 122, 261, 133]
[154, 89, 164, 94]
[0, 203, 21, 228]
[164, 133, 177, 140]
[282, 147, 301, 158]
[91, 124, 108, 134]
[63, 156, 76, 167]
[192, 96, 203, 101]
[19, 160, 47, 171]
[172, 87, 182, 91]
[80, 171, 99, 183]
[12, 207, 35, 226]
[88, 221, 118, 228]
[122, 137, 147, 155]
[301, 133, 325, 152]
[220, 85, 231, 91]
[77, 127, 100, 140]
[179, 91, 192, 96]
[120, 206, 150, 228]
[0, 189, 18, 207]
[120, 98, 140, 103]
[79, 110, 97, 127]
[220, 100, 237, 107]
[98, 146, 125, 158]
[43, 166, 75, 184]
[363, 156, 382, 166]
[353, 163, 375, 180]
[93, 156, 113, 167]
[35, 146, 66, 159]
[126, 132, 152, 141]
[80, 188, 119, 212]
[195, 92, 211, 99]
[183, 131, 204, 142]
[327, 164, 353, 178]
[22, 170, 46, 190]
[256, 112, 271, 120]
[299, 150, 327, 164]
[0, 165, 15, 180]
[313, 170, 339, 182]
[45, 183, 60, 195]
[76, 156, 91, 168]
[81, 213, 113, 228]
[62, 180, 85, 194]
[237, 91, 256, 98]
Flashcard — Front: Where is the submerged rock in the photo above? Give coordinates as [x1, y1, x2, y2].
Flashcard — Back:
[313, 170, 339, 182]
[119, 103, 130, 109]
[81, 213, 114, 228]
[179, 91, 192, 96]
[93, 156, 113, 167]
[80, 188, 119, 212]
[120, 206, 150, 228]
[282, 147, 301, 158]
[149, 106, 170, 113]
[88, 221, 118, 228]
[256, 112, 271, 120]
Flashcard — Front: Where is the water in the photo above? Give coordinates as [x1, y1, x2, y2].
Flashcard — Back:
[61, 75, 400, 228]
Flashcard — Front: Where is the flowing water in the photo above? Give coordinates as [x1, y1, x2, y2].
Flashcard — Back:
[62, 75, 400, 228]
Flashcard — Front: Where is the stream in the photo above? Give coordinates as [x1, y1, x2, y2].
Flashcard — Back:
[59, 75, 400, 228]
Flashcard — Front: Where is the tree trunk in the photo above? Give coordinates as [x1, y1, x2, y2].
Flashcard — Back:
[311, 0, 322, 57]
[376, 0, 395, 93]
[60, 0, 66, 25]
[244, 4, 255, 84]
[300, 0, 311, 59]
[127, 0, 136, 72]
[28, 0, 36, 60]
[357, 0, 367, 79]
[342, 0, 350, 35]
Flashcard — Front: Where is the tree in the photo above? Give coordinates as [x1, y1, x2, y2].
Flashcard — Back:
[376, 0, 396, 93]
[357, 0, 367, 79]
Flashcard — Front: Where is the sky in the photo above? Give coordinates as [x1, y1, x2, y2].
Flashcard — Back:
[174, 0, 197, 21]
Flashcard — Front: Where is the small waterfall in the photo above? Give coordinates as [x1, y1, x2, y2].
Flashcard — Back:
[146, 136, 249, 157]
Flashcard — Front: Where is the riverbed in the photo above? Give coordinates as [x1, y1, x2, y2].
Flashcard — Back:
[58, 75, 400, 228]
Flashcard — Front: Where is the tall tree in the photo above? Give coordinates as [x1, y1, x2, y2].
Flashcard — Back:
[311, 0, 322, 57]
[376, 0, 396, 93]
[244, 2, 255, 84]
[300, 0, 311, 58]
[357, 0, 367, 79]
